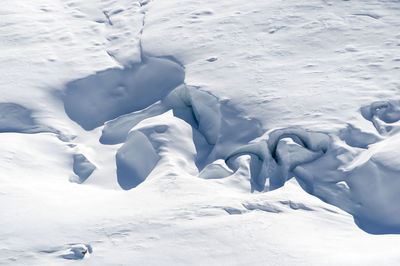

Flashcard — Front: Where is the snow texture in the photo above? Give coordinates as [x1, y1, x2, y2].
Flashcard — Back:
[0, 103, 51, 134]
[71, 154, 96, 184]
[1, 0, 400, 265]
[63, 56, 184, 130]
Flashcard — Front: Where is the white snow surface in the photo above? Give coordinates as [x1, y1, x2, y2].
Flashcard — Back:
[1, 0, 400, 265]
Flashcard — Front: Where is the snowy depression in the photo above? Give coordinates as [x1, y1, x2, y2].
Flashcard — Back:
[1, 0, 400, 265]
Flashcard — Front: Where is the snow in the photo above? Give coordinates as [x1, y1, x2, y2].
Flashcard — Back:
[71, 154, 96, 184]
[0, 103, 53, 134]
[116, 128, 160, 190]
[63, 56, 184, 130]
[1, 0, 400, 265]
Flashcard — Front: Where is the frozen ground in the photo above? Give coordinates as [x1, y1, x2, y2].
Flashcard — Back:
[1, 0, 400, 265]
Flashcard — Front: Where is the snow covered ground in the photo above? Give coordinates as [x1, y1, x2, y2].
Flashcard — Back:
[1, 0, 400, 265]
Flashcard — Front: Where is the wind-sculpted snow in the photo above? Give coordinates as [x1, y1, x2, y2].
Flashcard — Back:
[70, 154, 96, 184]
[0, 103, 50, 134]
[293, 133, 400, 234]
[3, 0, 400, 263]
[101, 84, 263, 169]
[63, 56, 184, 130]
[198, 159, 233, 179]
[346, 138, 400, 234]
[41, 243, 93, 260]
[115, 111, 198, 190]
[224, 128, 330, 192]
[96, 82, 400, 234]
[361, 100, 400, 135]
[339, 124, 381, 149]
[116, 130, 160, 190]
[7, 50, 398, 234]
[218, 105, 400, 234]
[49, 23, 400, 235]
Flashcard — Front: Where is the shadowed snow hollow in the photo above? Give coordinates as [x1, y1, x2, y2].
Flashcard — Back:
[0, 103, 52, 134]
[70, 154, 96, 184]
[63, 57, 184, 130]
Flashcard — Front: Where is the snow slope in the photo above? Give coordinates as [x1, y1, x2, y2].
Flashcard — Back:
[1, 0, 400, 265]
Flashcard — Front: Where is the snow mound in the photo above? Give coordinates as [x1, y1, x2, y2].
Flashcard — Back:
[63, 56, 184, 130]
[42, 243, 92, 260]
[101, 84, 262, 170]
[116, 130, 160, 190]
[291, 107, 400, 234]
[115, 111, 198, 189]
[99, 85, 223, 145]
[344, 135, 400, 234]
